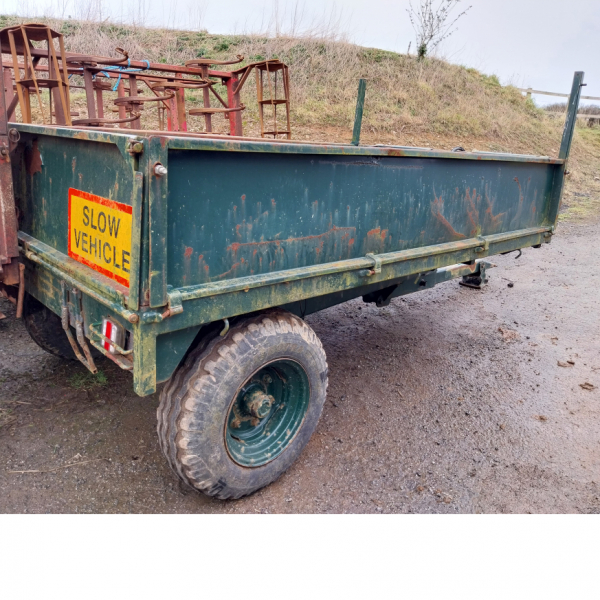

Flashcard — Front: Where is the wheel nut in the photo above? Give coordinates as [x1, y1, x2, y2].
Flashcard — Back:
[245, 390, 274, 419]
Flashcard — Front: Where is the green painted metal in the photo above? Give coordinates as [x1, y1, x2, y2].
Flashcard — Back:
[21, 240, 136, 322]
[559, 72, 585, 160]
[148, 136, 169, 308]
[351, 79, 366, 146]
[225, 359, 310, 467]
[283, 260, 493, 316]
[163, 135, 563, 164]
[164, 147, 556, 290]
[547, 72, 584, 227]
[9, 72, 582, 396]
[155, 326, 201, 383]
[128, 171, 144, 311]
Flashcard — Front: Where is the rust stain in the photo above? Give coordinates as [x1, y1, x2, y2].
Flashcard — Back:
[27, 141, 43, 175]
[431, 193, 466, 240]
[184, 246, 193, 258]
[198, 254, 210, 277]
[511, 177, 525, 226]
[484, 191, 505, 229]
[514, 177, 525, 206]
[464, 188, 480, 235]
[463, 187, 504, 236]
[214, 262, 241, 280]
[227, 226, 355, 256]
[199, 226, 358, 283]
[385, 149, 405, 157]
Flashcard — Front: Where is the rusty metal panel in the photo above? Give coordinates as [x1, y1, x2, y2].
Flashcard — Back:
[165, 147, 559, 290]
[0, 63, 19, 278]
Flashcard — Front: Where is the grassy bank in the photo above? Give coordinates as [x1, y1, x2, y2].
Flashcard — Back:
[1, 14, 599, 219]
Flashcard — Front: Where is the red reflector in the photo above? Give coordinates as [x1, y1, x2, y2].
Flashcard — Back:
[101, 319, 124, 354]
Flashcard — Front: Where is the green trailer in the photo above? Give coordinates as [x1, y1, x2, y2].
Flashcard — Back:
[0, 72, 584, 499]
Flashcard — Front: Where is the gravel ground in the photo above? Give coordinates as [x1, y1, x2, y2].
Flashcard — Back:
[0, 219, 598, 513]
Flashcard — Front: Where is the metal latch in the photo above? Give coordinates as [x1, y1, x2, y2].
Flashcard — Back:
[160, 289, 183, 319]
[474, 236, 490, 254]
[360, 253, 382, 277]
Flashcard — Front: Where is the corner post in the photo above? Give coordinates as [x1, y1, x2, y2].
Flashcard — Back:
[558, 71, 584, 160]
[351, 79, 366, 146]
[547, 72, 585, 228]
[0, 62, 20, 283]
[226, 75, 243, 137]
[133, 323, 157, 396]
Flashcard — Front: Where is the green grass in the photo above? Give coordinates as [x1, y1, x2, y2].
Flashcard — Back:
[68, 370, 108, 390]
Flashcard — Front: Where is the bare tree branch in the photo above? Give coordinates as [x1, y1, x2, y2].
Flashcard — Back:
[407, 0, 472, 59]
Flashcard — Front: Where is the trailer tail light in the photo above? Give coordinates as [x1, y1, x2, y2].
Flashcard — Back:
[101, 318, 125, 354]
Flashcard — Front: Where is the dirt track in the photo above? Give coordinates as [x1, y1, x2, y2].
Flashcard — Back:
[1, 218, 599, 513]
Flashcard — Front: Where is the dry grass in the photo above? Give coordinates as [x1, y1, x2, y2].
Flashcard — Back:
[1, 13, 599, 219]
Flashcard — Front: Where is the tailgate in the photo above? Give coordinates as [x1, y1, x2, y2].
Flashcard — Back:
[13, 125, 144, 312]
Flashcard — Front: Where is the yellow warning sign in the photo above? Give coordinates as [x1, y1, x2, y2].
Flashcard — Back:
[68, 188, 133, 287]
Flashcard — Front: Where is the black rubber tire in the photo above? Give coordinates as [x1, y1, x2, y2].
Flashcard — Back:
[23, 293, 77, 360]
[157, 309, 329, 500]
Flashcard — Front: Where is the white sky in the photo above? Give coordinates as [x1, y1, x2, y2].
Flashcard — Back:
[3, 0, 599, 105]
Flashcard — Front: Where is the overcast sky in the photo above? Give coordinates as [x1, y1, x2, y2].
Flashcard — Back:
[3, 0, 599, 105]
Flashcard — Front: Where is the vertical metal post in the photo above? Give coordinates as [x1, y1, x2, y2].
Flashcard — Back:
[83, 67, 97, 120]
[546, 71, 585, 228]
[3, 68, 15, 121]
[129, 74, 141, 130]
[351, 78, 366, 146]
[177, 88, 187, 132]
[0, 61, 19, 284]
[133, 324, 157, 396]
[95, 87, 104, 119]
[0, 63, 7, 139]
[201, 66, 212, 133]
[148, 137, 168, 308]
[559, 71, 584, 160]
[226, 75, 243, 137]
[117, 80, 126, 121]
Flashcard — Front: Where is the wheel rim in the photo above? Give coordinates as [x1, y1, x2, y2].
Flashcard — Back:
[225, 359, 311, 467]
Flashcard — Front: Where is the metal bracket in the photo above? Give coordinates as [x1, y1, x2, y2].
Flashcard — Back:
[88, 322, 134, 371]
[459, 260, 490, 290]
[362, 284, 398, 307]
[161, 288, 183, 318]
[474, 236, 490, 254]
[61, 281, 98, 374]
[127, 139, 144, 155]
[7, 128, 20, 153]
[139, 288, 185, 323]
[360, 253, 382, 277]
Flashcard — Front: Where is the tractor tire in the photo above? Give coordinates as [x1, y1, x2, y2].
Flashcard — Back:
[23, 293, 77, 360]
[157, 309, 329, 500]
